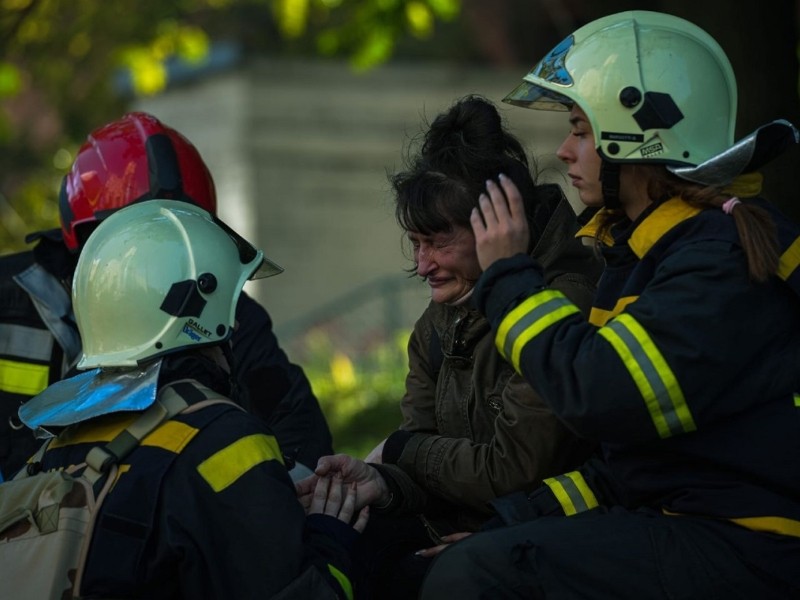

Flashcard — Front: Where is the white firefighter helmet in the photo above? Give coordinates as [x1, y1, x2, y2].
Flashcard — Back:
[504, 11, 737, 175]
[73, 199, 282, 369]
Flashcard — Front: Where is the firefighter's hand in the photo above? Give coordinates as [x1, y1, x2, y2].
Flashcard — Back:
[296, 454, 390, 512]
[471, 174, 530, 271]
[306, 474, 370, 532]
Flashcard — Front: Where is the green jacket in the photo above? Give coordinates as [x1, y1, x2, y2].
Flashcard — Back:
[378, 189, 601, 532]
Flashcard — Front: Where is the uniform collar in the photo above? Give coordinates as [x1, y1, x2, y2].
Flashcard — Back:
[575, 173, 764, 257]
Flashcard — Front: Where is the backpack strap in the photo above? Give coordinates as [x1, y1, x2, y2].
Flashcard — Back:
[75, 379, 238, 596]
[83, 379, 238, 483]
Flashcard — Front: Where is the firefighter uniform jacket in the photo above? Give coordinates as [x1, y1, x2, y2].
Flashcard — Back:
[0, 236, 332, 480]
[0, 239, 80, 479]
[35, 379, 354, 599]
[474, 194, 800, 539]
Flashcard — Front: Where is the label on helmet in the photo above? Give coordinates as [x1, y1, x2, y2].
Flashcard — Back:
[182, 318, 213, 341]
[600, 131, 644, 142]
[640, 142, 665, 157]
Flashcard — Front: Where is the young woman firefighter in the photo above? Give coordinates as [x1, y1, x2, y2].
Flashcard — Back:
[420, 11, 800, 599]
[11, 200, 366, 599]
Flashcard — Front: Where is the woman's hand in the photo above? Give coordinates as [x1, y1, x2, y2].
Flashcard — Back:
[364, 438, 386, 464]
[308, 474, 370, 533]
[296, 453, 391, 513]
[470, 174, 530, 271]
[414, 532, 473, 558]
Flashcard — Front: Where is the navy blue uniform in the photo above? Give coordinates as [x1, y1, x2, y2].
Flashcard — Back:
[38, 384, 353, 599]
[0, 236, 332, 480]
[421, 195, 800, 598]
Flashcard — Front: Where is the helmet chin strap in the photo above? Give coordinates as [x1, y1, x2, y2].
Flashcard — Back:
[220, 340, 240, 405]
[600, 160, 622, 210]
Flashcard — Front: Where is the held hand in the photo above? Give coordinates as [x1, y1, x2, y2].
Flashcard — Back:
[311, 453, 391, 510]
[295, 473, 319, 514]
[309, 475, 370, 533]
[414, 532, 473, 559]
[363, 438, 386, 464]
[470, 174, 530, 272]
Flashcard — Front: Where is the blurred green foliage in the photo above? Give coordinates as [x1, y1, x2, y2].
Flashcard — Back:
[0, 0, 461, 253]
[298, 327, 411, 458]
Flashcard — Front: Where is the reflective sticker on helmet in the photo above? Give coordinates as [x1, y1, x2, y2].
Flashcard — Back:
[531, 35, 574, 86]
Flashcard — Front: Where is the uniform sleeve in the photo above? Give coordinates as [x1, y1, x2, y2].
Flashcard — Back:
[474, 242, 796, 444]
[233, 292, 334, 468]
[159, 410, 354, 599]
[486, 454, 620, 527]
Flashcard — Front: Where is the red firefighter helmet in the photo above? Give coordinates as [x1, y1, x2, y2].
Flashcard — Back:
[59, 112, 217, 251]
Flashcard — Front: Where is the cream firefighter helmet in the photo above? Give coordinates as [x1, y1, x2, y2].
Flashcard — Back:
[504, 11, 737, 175]
[73, 199, 283, 369]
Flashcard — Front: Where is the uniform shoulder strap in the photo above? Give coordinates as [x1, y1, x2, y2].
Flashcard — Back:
[84, 379, 240, 481]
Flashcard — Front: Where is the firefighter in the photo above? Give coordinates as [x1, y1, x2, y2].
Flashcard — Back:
[421, 10, 800, 598]
[17, 199, 365, 598]
[0, 112, 332, 480]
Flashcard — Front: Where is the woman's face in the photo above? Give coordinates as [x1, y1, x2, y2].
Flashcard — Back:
[556, 105, 604, 208]
[556, 104, 652, 220]
[408, 225, 482, 305]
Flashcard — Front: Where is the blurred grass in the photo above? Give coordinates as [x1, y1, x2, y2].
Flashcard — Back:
[298, 327, 410, 458]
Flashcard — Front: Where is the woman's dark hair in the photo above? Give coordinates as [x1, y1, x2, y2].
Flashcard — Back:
[391, 95, 544, 249]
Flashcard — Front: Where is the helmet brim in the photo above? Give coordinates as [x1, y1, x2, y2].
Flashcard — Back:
[502, 80, 573, 112]
[251, 255, 284, 280]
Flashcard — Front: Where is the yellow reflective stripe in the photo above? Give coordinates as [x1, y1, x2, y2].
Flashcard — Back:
[664, 505, 800, 539]
[142, 420, 200, 454]
[496, 290, 580, 372]
[544, 471, 599, 516]
[49, 413, 136, 448]
[599, 314, 695, 438]
[110, 464, 131, 492]
[794, 394, 800, 408]
[727, 515, 800, 538]
[0, 358, 49, 395]
[589, 296, 639, 327]
[197, 433, 284, 492]
[778, 235, 800, 280]
[327, 564, 354, 600]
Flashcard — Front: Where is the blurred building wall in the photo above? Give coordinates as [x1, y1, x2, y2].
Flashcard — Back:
[134, 58, 577, 347]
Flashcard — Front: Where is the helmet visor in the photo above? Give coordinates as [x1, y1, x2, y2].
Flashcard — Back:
[503, 81, 573, 111]
[213, 215, 283, 279]
[503, 34, 575, 111]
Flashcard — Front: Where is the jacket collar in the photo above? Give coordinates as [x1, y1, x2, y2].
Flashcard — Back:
[575, 173, 764, 257]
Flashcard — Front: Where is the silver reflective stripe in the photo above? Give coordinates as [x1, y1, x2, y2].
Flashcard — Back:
[13, 263, 81, 370]
[544, 472, 599, 516]
[0, 323, 53, 362]
[599, 314, 695, 438]
[495, 290, 579, 371]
